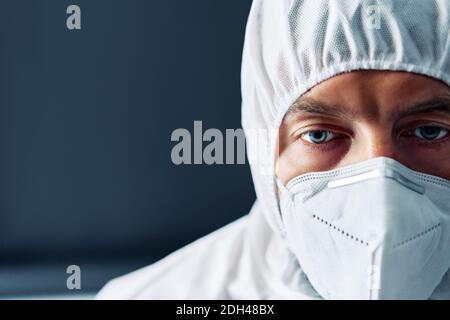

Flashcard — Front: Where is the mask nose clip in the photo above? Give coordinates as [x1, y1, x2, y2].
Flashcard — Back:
[327, 168, 425, 194]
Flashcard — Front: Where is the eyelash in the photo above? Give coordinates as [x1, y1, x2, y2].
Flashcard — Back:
[296, 129, 349, 151]
[399, 124, 450, 148]
[296, 124, 450, 149]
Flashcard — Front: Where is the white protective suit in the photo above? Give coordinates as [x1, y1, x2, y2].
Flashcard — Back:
[96, 0, 450, 299]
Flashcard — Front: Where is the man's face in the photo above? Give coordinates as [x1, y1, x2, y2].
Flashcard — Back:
[276, 71, 450, 185]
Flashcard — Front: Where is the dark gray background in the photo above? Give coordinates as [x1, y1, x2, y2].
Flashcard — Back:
[0, 0, 254, 296]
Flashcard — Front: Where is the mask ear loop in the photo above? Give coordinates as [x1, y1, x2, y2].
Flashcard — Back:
[275, 178, 294, 237]
[276, 178, 291, 198]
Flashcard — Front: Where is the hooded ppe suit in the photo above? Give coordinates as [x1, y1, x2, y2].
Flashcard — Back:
[96, 0, 450, 299]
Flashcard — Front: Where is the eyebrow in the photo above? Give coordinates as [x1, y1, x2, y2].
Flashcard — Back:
[285, 97, 355, 119]
[394, 96, 450, 118]
[285, 95, 450, 120]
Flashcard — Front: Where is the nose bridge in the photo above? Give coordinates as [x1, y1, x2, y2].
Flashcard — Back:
[358, 123, 399, 160]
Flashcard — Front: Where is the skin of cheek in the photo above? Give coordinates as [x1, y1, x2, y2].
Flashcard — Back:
[275, 127, 350, 185]
[400, 144, 450, 180]
[275, 124, 317, 186]
[434, 156, 450, 180]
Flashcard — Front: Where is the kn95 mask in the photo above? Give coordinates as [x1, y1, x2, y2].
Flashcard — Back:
[278, 157, 450, 300]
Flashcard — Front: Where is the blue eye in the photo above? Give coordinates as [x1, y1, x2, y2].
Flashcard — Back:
[414, 126, 448, 141]
[301, 130, 336, 144]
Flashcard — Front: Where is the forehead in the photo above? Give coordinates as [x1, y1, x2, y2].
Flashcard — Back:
[301, 70, 450, 117]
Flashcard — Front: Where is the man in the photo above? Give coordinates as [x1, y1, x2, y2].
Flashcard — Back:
[97, 0, 450, 299]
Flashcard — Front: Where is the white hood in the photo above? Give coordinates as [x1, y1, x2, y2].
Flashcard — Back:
[96, 0, 450, 299]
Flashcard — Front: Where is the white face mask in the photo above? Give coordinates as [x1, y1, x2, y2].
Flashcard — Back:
[278, 157, 450, 300]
